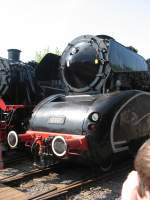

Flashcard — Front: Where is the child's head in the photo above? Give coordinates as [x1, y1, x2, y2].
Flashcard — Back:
[134, 139, 150, 197]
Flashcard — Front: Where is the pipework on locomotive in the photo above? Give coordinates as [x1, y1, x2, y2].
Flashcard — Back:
[5, 35, 150, 170]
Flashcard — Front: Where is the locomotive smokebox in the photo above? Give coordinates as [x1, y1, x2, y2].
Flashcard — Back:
[8, 49, 21, 62]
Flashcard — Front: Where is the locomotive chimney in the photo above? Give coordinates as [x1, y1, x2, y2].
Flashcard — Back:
[7, 49, 21, 62]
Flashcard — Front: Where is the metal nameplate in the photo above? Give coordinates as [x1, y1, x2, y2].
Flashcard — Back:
[48, 116, 66, 124]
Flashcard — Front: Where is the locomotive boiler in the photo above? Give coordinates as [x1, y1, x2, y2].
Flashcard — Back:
[8, 35, 150, 170]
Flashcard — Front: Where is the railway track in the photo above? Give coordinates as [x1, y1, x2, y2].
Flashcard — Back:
[0, 159, 132, 200]
[29, 163, 131, 200]
[1, 167, 52, 184]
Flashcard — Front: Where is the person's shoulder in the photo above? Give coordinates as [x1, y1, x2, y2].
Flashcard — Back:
[123, 171, 139, 188]
[121, 171, 139, 200]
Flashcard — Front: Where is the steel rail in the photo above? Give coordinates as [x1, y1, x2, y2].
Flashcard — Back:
[29, 162, 132, 200]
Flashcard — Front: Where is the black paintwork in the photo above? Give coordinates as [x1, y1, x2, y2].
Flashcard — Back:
[109, 40, 147, 72]
[60, 35, 150, 94]
[30, 90, 137, 135]
[30, 90, 150, 164]
[29, 35, 150, 166]
[0, 58, 40, 104]
[0, 53, 65, 105]
[36, 53, 65, 97]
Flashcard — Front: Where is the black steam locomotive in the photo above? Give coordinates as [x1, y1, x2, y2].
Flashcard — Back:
[7, 35, 150, 170]
[0, 49, 64, 152]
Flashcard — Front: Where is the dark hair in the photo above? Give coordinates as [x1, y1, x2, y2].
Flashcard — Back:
[134, 139, 150, 197]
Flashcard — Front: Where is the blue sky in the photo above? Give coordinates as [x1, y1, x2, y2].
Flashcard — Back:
[0, 0, 150, 61]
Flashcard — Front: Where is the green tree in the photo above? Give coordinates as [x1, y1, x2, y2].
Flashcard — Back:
[53, 47, 62, 56]
[35, 47, 62, 63]
[35, 47, 50, 63]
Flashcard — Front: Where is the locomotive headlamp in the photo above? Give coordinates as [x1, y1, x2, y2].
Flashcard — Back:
[90, 112, 99, 122]
[51, 136, 67, 157]
[94, 58, 99, 64]
[7, 131, 18, 149]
